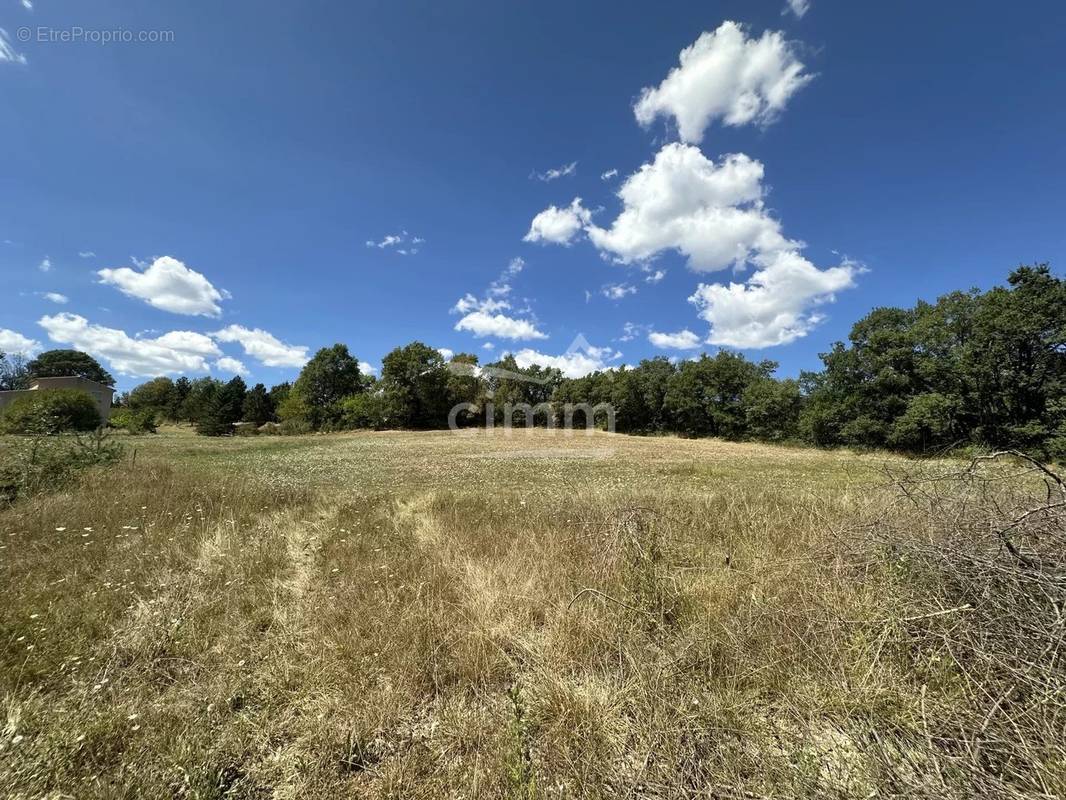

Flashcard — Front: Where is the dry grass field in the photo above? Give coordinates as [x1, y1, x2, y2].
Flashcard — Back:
[1, 428, 1063, 798]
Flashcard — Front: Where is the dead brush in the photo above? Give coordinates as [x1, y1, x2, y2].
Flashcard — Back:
[570, 505, 691, 630]
[862, 451, 1066, 797]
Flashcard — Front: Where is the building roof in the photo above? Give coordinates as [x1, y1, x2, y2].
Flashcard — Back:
[30, 376, 115, 390]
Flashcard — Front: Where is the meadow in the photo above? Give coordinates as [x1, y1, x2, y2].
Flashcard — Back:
[1, 428, 1063, 798]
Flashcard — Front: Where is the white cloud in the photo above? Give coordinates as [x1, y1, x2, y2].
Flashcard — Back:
[452, 257, 543, 341]
[452, 293, 512, 315]
[689, 250, 857, 347]
[37, 313, 221, 377]
[586, 144, 782, 271]
[0, 328, 41, 356]
[437, 348, 454, 361]
[455, 311, 547, 341]
[482, 342, 495, 350]
[211, 325, 309, 368]
[358, 360, 377, 375]
[601, 169, 618, 181]
[0, 28, 27, 65]
[523, 198, 591, 245]
[215, 356, 249, 376]
[41, 292, 68, 304]
[38, 256, 52, 273]
[645, 269, 666, 284]
[21, 1, 33, 10]
[602, 283, 637, 300]
[531, 161, 577, 182]
[511, 341, 616, 378]
[617, 322, 649, 342]
[648, 329, 702, 350]
[78, 251, 96, 259]
[489, 257, 524, 297]
[97, 256, 226, 317]
[535, 142, 859, 347]
[365, 231, 422, 254]
[785, 0, 810, 18]
[634, 21, 813, 144]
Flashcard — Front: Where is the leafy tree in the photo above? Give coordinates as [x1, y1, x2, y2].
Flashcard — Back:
[743, 377, 802, 442]
[242, 383, 275, 425]
[128, 377, 176, 421]
[27, 350, 114, 385]
[0, 351, 31, 390]
[181, 377, 222, 424]
[170, 377, 192, 422]
[480, 355, 562, 427]
[663, 352, 773, 438]
[445, 353, 481, 426]
[381, 342, 451, 428]
[804, 265, 1065, 453]
[887, 392, 959, 452]
[269, 382, 292, 410]
[275, 391, 313, 433]
[339, 391, 387, 429]
[292, 344, 364, 428]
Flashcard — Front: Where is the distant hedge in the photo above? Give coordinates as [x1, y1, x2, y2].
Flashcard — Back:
[0, 389, 102, 434]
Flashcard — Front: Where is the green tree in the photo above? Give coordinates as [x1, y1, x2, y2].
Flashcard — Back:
[381, 342, 450, 428]
[269, 382, 292, 410]
[181, 377, 222, 424]
[445, 353, 482, 427]
[27, 350, 114, 385]
[339, 391, 387, 429]
[170, 377, 192, 422]
[292, 344, 364, 429]
[663, 352, 773, 439]
[195, 377, 245, 436]
[128, 377, 176, 421]
[0, 351, 31, 390]
[242, 383, 274, 425]
[743, 377, 802, 442]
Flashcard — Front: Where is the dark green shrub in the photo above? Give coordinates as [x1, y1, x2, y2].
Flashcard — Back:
[0, 389, 101, 434]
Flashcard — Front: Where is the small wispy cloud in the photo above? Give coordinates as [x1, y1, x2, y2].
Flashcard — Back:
[784, 0, 810, 17]
[0, 27, 28, 65]
[531, 161, 577, 182]
[600, 168, 618, 181]
[21, 0, 33, 10]
[78, 250, 96, 259]
[602, 283, 637, 301]
[37, 256, 52, 272]
[41, 292, 68, 304]
[648, 329, 702, 350]
[365, 230, 422, 254]
[645, 269, 666, 284]
[617, 322, 650, 342]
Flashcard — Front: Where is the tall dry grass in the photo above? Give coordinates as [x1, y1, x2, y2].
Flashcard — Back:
[0, 431, 1062, 798]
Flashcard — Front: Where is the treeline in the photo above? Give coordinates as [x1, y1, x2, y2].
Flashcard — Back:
[105, 265, 1066, 456]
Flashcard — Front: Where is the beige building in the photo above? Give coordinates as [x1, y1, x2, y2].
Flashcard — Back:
[0, 376, 114, 422]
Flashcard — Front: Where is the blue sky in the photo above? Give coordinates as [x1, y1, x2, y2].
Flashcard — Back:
[2, 0, 1065, 390]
